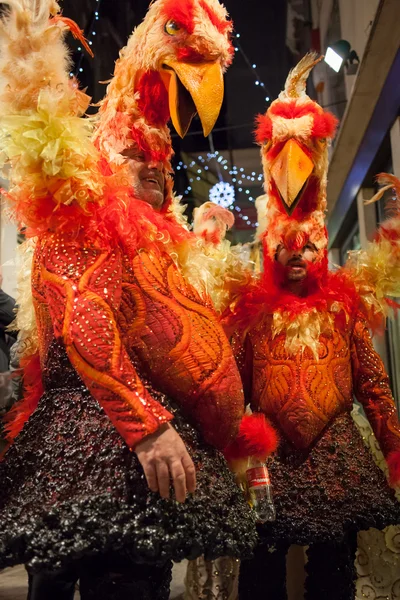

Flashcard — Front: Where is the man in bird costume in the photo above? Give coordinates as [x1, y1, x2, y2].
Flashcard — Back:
[226, 54, 400, 600]
[0, 1, 277, 599]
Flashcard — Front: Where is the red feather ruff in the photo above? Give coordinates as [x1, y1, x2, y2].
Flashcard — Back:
[4, 189, 95, 238]
[255, 114, 273, 144]
[3, 352, 43, 444]
[161, 0, 195, 34]
[311, 111, 338, 138]
[387, 451, 400, 487]
[95, 192, 193, 258]
[224, 413, 279, 462]
[225, 252, 362, 335]
[137, 71, 170, 127]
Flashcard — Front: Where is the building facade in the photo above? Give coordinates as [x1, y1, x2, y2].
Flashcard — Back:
[310, 0, 400, 404]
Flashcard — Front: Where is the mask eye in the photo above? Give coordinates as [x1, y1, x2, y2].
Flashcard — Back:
[165, 20, 182, 36]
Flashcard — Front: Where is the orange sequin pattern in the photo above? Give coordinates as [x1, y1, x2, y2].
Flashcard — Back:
[32, 233, 173, 449]
[237, 314, 400, 455]
[119, 249, 244, 449]
[351, 317, 400, 458]
[32, 232, 244, 450]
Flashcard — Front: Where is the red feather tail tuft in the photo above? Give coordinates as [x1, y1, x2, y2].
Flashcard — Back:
[224, 413, 279, 462]
[51, 16, 94, 58]
[387, 451, 400, 488]
[3, 352, 43, 443]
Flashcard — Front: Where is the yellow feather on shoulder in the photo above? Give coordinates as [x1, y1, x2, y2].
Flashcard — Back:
[344, 173, 400, 326]
[178, 201, 254, 314]
[10, 238, 38, 361]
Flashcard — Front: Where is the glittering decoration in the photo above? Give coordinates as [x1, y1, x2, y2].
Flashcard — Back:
[356, 527, 400, 600]
[186, 556, 240, 600]
[0, 0, 260, 579]
[257, 413, 400, 545]
[0, 342, 257, 572]
[209, 182, 235, 209]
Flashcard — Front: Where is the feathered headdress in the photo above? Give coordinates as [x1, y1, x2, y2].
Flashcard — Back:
[93, 0, 233, 213]
[255, 52, 338, 261]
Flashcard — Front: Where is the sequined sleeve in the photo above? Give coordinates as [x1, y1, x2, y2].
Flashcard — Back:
[351, 314, 400, 458]
[39, 234, 173, 449]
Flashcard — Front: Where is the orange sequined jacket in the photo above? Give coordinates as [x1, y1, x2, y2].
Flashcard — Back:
[32, 230, 244, 450]
[234, 313, 400, 457]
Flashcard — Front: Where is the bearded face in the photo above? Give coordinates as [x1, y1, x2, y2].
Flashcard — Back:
[275, 242, 318, 282]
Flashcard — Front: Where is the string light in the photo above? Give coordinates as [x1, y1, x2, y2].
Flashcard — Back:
[70, 0, 103, 78]
[233, 34, 271, 103]
[179, 152, 263, 228]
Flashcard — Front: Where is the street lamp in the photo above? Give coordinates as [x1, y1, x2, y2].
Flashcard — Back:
[324, 40, 360, 74]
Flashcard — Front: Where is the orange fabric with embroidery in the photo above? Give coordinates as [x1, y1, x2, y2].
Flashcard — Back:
[234, 313, 400, 456]
[31, 221, 244, 450]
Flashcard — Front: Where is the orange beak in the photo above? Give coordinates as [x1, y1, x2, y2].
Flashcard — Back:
[160, 59, 224, 138]
[270, 139, 314, 213]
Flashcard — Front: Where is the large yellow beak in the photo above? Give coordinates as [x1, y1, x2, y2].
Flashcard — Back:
[160, 59, 224, 138]
[270, 139, 314, 213]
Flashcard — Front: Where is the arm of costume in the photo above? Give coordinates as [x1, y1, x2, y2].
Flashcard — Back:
[224, 329, 278, 463]
[351, 314, 400, 484]
[41, 236, 173, 449]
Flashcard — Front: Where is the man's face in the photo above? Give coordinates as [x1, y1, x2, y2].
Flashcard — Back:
[276, 242, 318, 282]
[121, 148, 165, 210]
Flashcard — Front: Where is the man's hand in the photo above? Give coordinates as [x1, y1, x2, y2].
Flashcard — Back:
[135, 423, 196, 503]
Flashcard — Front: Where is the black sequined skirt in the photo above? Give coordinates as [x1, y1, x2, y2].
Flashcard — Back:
[259, 412, 400, 545]
[0, 348, 257, 571]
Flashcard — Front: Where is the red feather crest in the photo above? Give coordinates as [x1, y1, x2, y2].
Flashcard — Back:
[161, 0, 195, 34]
